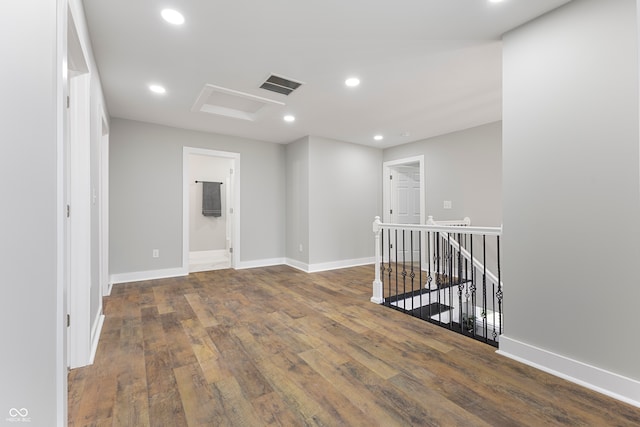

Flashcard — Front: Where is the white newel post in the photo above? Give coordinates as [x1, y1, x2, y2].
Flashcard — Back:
[371, 216, 384, 304]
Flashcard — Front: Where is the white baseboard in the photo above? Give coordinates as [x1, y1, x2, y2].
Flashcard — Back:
[285, 258, 309, 272]
[285, 257, 374, 273]
[497, 335, 640, 408]
[236, 258, 287, 270]
[109, 258, 374, 279]
[110, 267, 188, 284]
[308, 257, 374, 273]
[89, 311, 105, 365]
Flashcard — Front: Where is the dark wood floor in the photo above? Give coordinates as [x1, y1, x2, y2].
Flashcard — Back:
[68, 265, 640, 426]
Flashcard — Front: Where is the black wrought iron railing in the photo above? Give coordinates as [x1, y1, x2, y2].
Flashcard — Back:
[371, 216, 503, 347]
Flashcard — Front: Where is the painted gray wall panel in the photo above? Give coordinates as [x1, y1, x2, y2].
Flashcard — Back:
[285, 137, 310, 263]
[503, 0, 640, 379]
[0, 1, 60, 424]
[110, 119, 286, 274]
[308, 137, 382, 264]
[384, 122, 502, 227]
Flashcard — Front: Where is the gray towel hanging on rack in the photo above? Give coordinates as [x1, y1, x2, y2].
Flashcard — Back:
[201, 181, 222, 217]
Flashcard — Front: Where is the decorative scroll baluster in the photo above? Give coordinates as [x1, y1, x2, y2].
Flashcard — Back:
[457, 232, 464, 332]
[482, 235, 488, 343]
[394, 230, 398, 305]
[497, 235, 503, 336]
[418, 231, 423, 318]
[401, 229, 407, 311]
[410, 230, 416, 314]
[470, 234, 476, 337]
[426, 231, 433, 319]
[387, 229, 392, 306]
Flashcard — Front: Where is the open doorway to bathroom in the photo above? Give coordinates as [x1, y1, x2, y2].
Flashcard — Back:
[183, 147, 240, 273]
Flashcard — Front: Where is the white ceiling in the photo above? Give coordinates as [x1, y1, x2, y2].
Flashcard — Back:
[82, 0, 572, 148]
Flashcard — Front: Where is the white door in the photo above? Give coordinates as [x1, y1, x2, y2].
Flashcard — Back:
[390, 164, 421, 262]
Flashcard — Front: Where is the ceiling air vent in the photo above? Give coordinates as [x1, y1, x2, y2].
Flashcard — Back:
[260, 74, 303, 96]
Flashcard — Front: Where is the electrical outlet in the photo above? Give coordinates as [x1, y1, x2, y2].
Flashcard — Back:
[152, 249, 159, 258]
[298, 244, 303, 252]
[443, 200, 452, 209]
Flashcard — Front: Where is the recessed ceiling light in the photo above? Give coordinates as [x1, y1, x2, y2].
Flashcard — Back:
[161, 9, 185, 25]
[488, 0, 504, 3]
[149, 84, 166, 94]
[374, 135, 384, 141]
[284, 115, 295, 123]
[345, 77, 360, 87]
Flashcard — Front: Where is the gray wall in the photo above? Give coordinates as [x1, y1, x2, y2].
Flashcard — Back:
[188, 154, 231, 252]
[0, 1, 61, 424]
[285, 137, 310, 263]
[308, 136, 382, 264]
[503, 0, 640, 380]
[384, 122, 502, 227]
[110, 118, 286, 274]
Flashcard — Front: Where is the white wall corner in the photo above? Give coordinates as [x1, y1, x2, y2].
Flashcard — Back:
[285, 258, 310, 272]
[89, 312, 105, 365]
[497, 335, 640, 409]
[110, 267, 188, 284]
[236, 258, 287, 270]
[307, 257, 374, 273]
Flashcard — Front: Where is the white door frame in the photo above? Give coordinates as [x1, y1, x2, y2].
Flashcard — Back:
[183, 147, 241, 272]
[56, 2, 69, 424]
[383, 156, 425, 224]
[67, 5, 92, 369]
[68, 72, 91, 368]
[99, 110, 110, 296]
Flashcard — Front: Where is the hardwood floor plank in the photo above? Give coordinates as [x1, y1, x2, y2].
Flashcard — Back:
[69, 265, 640, 427]
[298, 347, 407, 427]
[251, 391, 306, 427]
[160, 312, 198, 368]
[206, 325, 274, 399]
[174, 363, 229, 426]
[212, 376, 270, 427]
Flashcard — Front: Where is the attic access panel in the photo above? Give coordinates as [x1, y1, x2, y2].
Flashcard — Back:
[192, 84, 285, 121]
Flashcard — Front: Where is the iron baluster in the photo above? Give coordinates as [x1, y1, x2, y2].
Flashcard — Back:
[497, 235, 503, 336]
[482, 235, 488, 343]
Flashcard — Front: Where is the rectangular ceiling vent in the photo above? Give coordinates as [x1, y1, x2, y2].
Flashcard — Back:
[260, 74, 303, 96]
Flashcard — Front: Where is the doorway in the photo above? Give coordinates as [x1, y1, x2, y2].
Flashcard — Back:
[183, 147, 240, 273]
[383, 156, 425, 262]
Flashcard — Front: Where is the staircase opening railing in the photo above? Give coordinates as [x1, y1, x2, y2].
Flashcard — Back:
[371, 216, 503, 347]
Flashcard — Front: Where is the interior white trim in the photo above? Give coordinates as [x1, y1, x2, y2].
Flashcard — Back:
[56, 1, 69, 425]
[498, 335, 640, 409]
[89, 312, 105, 365]
[68, 72, 91, 369]
[183, 147, 241, 273]
[285, 257, 374, 273]
[284, 258, 308, 272]
[308, 257, 375, 273]
[99, 108, 110, 297]
[236, 258, 287, 270]
[110, 267, 188, 284]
